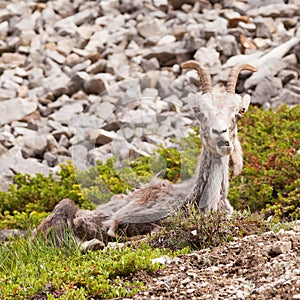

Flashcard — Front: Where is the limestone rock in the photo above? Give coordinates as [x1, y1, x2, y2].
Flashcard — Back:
[17, 131, 48, 158]
[271, 240, 292, 255]
[0, 99, 37, 126]
[244, 59, 286, 89]
[95, 129, 118, 145]
[42, 72, 71, 98]
[252, 76, 282, 105]
[83, 75, 108, 95]
[271, 88, 300, 107]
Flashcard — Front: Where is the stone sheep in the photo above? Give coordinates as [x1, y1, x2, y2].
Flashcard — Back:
[38, 61, 257, 244]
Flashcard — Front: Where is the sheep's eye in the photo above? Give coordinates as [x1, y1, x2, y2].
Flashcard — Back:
[239, 108, 246, 115]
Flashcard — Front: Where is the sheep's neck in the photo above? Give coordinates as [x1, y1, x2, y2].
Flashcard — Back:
[188, 147, 229, 210]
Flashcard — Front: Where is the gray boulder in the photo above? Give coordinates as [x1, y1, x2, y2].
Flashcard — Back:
[0, 99, 37, 126]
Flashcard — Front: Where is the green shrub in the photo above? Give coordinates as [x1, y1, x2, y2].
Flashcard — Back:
[0, 163, 94, 229]
[76, 158, 135, 205]
[0, 162, 92, 213]
[262, 179, 300, 221]
[229, 105, 300, 219]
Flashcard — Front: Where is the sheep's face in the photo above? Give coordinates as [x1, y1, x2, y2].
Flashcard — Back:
[181, 60, 257, 157]
[193, 92, 250, 157]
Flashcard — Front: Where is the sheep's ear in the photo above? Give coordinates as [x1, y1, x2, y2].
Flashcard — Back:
[238, 94, 251, 117]
[188, 94, 206, 121]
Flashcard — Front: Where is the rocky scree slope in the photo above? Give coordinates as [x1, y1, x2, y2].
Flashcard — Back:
[131, 223, 300, 300]
[0, 0, 300, 191]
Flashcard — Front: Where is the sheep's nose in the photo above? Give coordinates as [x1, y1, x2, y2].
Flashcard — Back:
[217, 140, 230, 148]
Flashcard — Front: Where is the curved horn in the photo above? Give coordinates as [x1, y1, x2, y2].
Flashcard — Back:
[181, 60, 212, 94]
[226, 64, 258, 93]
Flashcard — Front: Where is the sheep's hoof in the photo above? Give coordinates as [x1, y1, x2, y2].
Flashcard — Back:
[80, 238, 105, 252]
[102, 219, 117, 238]
[107, 227, 116, 238]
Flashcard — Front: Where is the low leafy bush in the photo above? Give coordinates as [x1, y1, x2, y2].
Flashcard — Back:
[0, 163, 94, 229]
[262, 180, 300, 221]
[229, 104, 300, 220]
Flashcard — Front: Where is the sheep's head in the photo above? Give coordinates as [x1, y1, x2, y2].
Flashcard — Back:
[182, 61, 257, 157]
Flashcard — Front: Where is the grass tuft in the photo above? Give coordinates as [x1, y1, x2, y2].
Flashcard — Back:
[149, 208, 277, 251]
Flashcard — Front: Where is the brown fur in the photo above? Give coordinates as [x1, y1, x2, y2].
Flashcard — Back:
[128, 180, 172, 204]
[38, 198, 79, 243]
